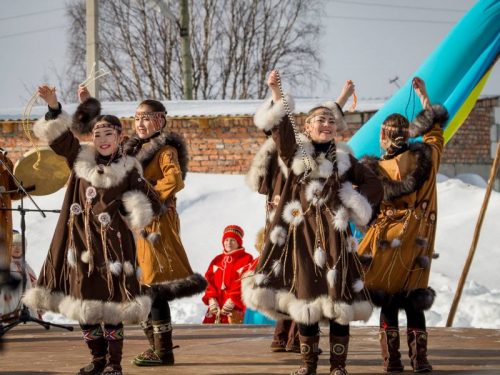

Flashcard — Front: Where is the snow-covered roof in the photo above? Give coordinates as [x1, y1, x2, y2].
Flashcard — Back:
[0, 98, 385, 121]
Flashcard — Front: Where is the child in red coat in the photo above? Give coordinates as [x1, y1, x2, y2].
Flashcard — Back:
[202, 225, 253, 324]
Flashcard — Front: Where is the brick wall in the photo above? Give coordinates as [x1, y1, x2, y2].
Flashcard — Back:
[1, 97, 497, 177]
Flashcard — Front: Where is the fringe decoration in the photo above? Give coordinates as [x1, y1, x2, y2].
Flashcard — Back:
[67, 248, 77, 269]
[313, 246, 327, 269]
[327, 268, 338, 289]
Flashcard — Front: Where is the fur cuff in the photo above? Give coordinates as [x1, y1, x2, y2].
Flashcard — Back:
[321, 100, 347, 131]
[72, 97, 102, 135]
[23, 287, 151, 324]
[409, 105, 448, 137]
[148, 273, 208, 301]
[33, 111, 72, 142]
[368, 287, 436, 311]
[254, 94, 294, 131]
[338, 181, 373, 227]
[121, 190, 154, 230]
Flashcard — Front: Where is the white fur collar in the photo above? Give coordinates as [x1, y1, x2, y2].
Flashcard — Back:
[246, 137, 288, 191]
[74, 145, 143, 188]
[290, 134, 352, 178]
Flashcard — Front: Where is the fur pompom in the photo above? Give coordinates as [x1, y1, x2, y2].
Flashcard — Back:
[416, 255, 430, 270]
[67, 248, 77, 268]
[352, 279, 364, 293]
[272, 260, 282, 277]
[391, 238, 401, 248]
[282, 200, 304, 226]
[314, 246, 327, 268]
[147, 232, 161, 245]
[270, 225, 287, 246]
[432, 252, 440, 259]
[377, 239, 390, 250]
[109, 261, 122, 276]
[254, 273, 268, 286]
[415, 236, 428, 248]
[81, 250, 90, 264]
[327, 268, 338, 289]
[359, 254, 372, 266]
[123, 261, 134, 277]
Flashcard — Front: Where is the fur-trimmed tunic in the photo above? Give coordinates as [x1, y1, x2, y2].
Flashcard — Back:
[357, 106, 448, 309]
[242, 95, 384, 326]
[124, 131, 207, 301]
[23, 111, 162, 325]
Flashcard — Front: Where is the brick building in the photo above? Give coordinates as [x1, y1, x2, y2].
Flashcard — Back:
[1, 96, 498, 189]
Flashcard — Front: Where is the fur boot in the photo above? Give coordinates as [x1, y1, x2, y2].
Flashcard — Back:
[379, 328, 404, 372]
[407, 329, 432, 373]
[102, 324, 123, 375]
[329, 334, 349, 375]
[78, 325, 107, 375]
[133, 320, 177, 366]
[290, 334, 320, 375]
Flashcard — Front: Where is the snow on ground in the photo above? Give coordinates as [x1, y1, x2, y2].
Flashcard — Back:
[13, 173, 500, 327]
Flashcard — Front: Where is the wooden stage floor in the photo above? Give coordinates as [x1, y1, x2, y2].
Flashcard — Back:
[0, 324, 499, 374]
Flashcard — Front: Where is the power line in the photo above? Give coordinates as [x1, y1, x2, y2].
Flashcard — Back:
[0, 26, 66, 40]
[331, 0, 467, 13]
[0, 7, 66, 22]
[323, 14, 456, 24]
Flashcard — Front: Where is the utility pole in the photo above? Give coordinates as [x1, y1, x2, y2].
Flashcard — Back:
[145, 0, 193, 99]
[179, 0, 193, 99]
[86, 0, 99, 98]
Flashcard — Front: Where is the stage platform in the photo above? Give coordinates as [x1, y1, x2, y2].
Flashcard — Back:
[1, 324, 499, 374]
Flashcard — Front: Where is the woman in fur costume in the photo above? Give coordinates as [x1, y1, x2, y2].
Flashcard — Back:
[242, 71, 384, 375]
[23, 86, 162, 375]
[357, 78, 448, 373]
[116, 97, 207, 366]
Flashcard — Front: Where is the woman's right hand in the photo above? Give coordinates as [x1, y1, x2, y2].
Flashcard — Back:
[37, 85, 58, 109]
[267, 70, 281, 102]
[77, 85, 91, 103]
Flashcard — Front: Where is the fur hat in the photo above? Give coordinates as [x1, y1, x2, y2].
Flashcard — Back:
[72, 97, 102, 135]
[222, 225, 244, 248]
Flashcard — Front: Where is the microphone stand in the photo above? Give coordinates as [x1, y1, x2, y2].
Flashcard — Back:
[0, 155, 73, 335]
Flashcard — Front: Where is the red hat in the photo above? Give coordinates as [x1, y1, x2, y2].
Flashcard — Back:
[222, 225, 244, 248]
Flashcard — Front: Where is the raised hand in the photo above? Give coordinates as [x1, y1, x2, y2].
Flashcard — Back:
[267, 70, 281, 102]
[336, 79, 356, 109]
[77, 85, 91, 103]
[412, 77, 430, 110]
[37, 85, 58, 109]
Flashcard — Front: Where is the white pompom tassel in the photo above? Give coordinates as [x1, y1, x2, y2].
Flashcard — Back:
[67, 248, 77, 268]
[123, 261, 134, 276]
[314, 246, 327, 268]
[272, 260, 282, 277]
[109, 261, 122, 276]
[81, 250, 90, 264]
[254, 273, 268, 286]
[391, 238, 401, 248]
[352, 279, 364, 293]
[327, 268, 338, 289]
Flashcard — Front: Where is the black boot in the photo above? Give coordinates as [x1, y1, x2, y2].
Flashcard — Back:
[379, 328, 404, 373]
[290, 334, 320, 375]
[407, 329, 432, 373]
[102, 324, 123, 375]
[329, 334, 349, 375]
[133, 320, 177, 366]
[78, 325, 107, 375]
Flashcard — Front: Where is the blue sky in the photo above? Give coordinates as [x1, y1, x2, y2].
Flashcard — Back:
[0, 0, 497, 108]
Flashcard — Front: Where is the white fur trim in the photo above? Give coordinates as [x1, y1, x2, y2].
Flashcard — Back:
[321, 100, 347, 131]
[314, 247, 327, 268]
[333, 206, 349, 232]
[352, 279, 364, 293]
[246, 138, 288, 191]
[269, 225, 287, 246]
[121, 190, 154, 230]
[338, 181, 373, 227]
[109, 261, 122, 276]
[305, 180, 326, 206]
[22, 287, 151, 324]
[33, 111, 72, 142]
[81, 250, 90, 264]
[327, 268, 338, 289]
[241, 272, 372, 325]
[74, 145, 143, 189]
[282, 200, 304, 226]
[254, 94, 295, 131]
[290, 134, 352, 178]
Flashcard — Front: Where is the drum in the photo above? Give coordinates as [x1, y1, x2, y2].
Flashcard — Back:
[13, 147, 70, 196]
